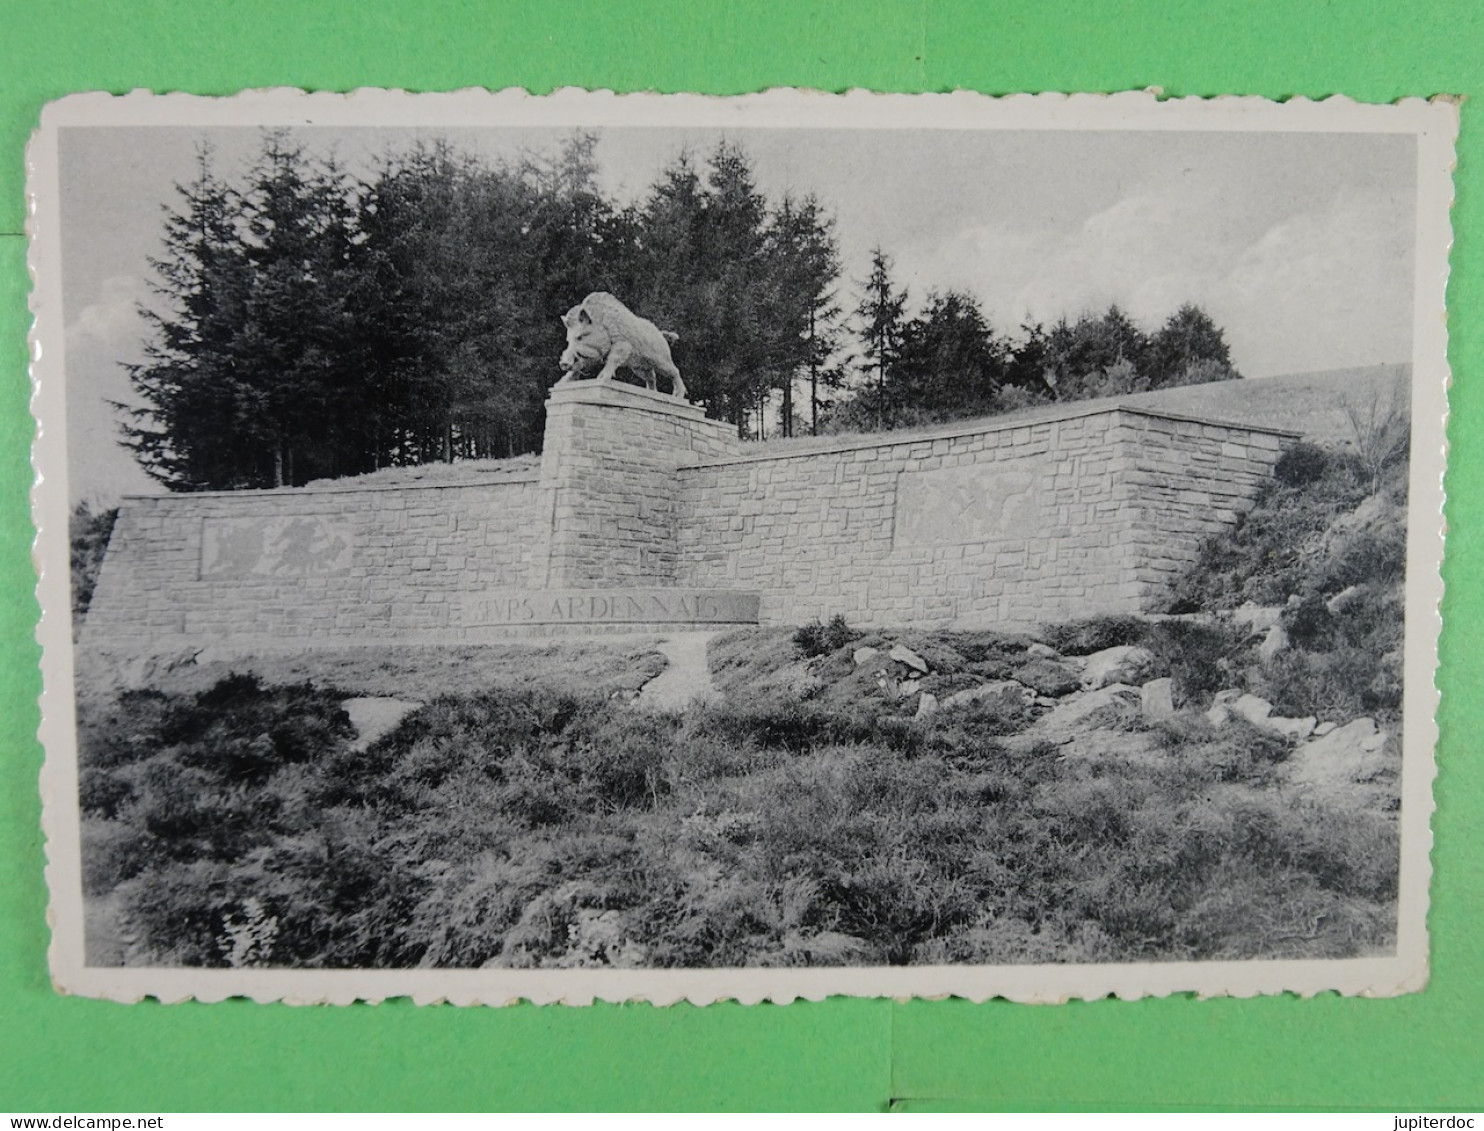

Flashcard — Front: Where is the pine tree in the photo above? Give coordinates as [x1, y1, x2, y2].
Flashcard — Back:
[766, 194, 843, 437]
[120, 143, 258, 490]
[892, 290, 1006, 423]
[854, 248, 908, 430]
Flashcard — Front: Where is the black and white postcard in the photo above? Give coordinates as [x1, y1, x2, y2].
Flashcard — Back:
[27, 89, 1454, 1004]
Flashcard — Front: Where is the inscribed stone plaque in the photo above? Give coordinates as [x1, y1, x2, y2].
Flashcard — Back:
[893, 465, 1040, 548]
[201, 516, 354, 578]
[465, 588, 760, 626]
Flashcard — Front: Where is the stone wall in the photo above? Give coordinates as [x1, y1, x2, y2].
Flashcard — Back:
[675, 406, 1290, 629]
[81, 385, 1294, 653]
[83, 476, 544, 651]
[539, 382, 740, 587]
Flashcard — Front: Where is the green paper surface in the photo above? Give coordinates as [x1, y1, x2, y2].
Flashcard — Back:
[1, 0, 1479, 1112]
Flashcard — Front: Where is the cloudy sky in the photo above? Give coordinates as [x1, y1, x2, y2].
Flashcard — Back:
[57, 124, 1417, 502]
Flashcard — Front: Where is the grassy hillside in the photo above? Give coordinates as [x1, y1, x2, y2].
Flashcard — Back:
[77, 661, 1396, 969]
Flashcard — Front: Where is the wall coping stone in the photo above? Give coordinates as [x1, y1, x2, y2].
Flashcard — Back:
[677, 403, 1300, 471]
[119, 473, 541, 502]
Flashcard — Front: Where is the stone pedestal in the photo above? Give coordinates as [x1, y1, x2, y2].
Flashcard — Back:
[538, 380, 739, 588]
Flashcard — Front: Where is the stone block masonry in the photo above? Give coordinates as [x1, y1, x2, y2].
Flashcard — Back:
[84, 477, 546, 652]
[674, 405, 1294, 630]
[539, 382, 740, 587]
[81, 380, 1295, 654]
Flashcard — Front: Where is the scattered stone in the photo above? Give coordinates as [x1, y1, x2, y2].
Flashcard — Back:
[1265, 715, 1317, 741]
[1313, 721, 1338, 737]
[1140, 677, 1175, 719]
[1080, 645, 1155, 690]
[1035, 683, 1141, 732]
[1027, 642, 1061, 660]
[1204, 690, 1315, 740]
[1257, 623, 1289, 661]
[852, 646, 880, 666]
[914, 692, 938, 721]
[1231, 694, 1274, 726]
[1034, 695, 1058, 708]
[1204, 689, 1244, 726]
[1326, 585, 1361, 614]
[1232, 603, 1284, 633]
[1012, 656, 1081, 697]
[899, 678, 921, 696]
[888, 644, 930, 673]
[941, 680, 1034, 712]
[1288, 717, 1393, 791]
[342, 697, 423, 751]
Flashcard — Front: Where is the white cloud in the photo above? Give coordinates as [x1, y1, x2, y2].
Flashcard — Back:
[64, 275, 156, 504]
[899, 183, 1412, 377]
[65, 274, 149, 354]
[1215, 190, 1413, 375]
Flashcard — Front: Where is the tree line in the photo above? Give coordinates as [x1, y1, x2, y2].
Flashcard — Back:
[123, 131, 1240, 491]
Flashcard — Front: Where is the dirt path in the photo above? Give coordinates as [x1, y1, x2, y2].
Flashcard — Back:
[635, 632, 721, 710]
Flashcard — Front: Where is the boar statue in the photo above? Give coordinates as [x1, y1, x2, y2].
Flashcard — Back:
[556, 292, 688, 400]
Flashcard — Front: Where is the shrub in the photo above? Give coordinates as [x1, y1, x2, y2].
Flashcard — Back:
[1273, 440, 1332, 488]
[793, 615, 860, 657]
[1316, 528, 1407, 593]
[1252, 647, 1401, 724]
[994, 384, 1048, 414]
[1283, 593, 1338, 651]
[1342, 385, 1410, 494]
[1042, 614, 1148, 655]
[1152, 715, 1292, 785]
[1143, 619, 1245, 706]
[70, 502, 118, 632]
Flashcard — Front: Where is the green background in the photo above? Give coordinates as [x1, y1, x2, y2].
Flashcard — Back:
[2, 0, 1479, 1112]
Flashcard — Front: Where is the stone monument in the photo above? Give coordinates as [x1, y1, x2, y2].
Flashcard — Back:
[555, 292, 688, 399]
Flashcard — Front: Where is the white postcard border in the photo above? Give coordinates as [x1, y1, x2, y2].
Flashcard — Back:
[27, 87, 1456, 1005]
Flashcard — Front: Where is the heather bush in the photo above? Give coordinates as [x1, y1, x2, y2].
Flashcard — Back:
[81, 665, 1398, 969]
[1142, 619, 1246, 707]
[1040, 614, 1148, 655]
[792, 614, 860, 657]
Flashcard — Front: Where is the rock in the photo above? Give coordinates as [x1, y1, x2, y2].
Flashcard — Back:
[1326, 585, 1361, 614]
[1080, 645, 1155, 690]
[1288, 717, 1393, 790]
[1202, 690, 1314, 741]
[1012, 656, 1081, 697]
[1265, 715, 1317, 741]
[1035, 684, 1141, 732]
[342, 697, 423, 751]
[942, 680, 1035, 712]
[899, 678, 921, 696]
[914, 692, 938, 721]
[1027, 642, 1061, 659]
[1257, 623, 1289, 661]
[1231, 694, 1274, 726]
[1204, 688, 1244, 726]
[1140, 677, 1175, 719]
[888, 644, 930, 673]
[852, 646, 880, 666]
[1232, 603, 1284, 633]
[1034, 696, 1058, 708]
[1314, 721, 1337, 737]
